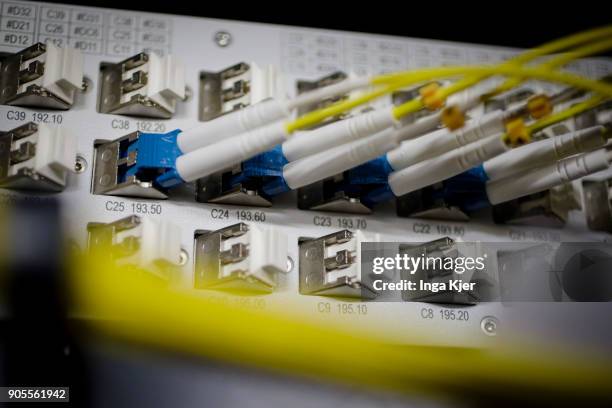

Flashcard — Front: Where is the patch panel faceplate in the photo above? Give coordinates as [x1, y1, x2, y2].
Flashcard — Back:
[1, 0, 612, 352]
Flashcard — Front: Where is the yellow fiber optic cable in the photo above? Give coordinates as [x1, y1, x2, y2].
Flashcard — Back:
[391, 35, 612, 121]
[381, 26, 612, 121]
[495, 37, 612, 95]
[499, 95, 607, 146]
[286, 82, 398, 132]
[527, 95, 607, 134]
[71, 252, 612, 405]
[543, 37, 612, 69]
[290, 27, 612, 132]
[509, 25, 612, 64]
[375, 25, 612, 87]
[286, 65, 612, 132]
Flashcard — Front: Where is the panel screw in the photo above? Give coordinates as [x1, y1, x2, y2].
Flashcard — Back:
[82, 77, 92, 92]
[286, 256, 294, 273]
[179, 249, 189, 266]
[480, 316, 499, 336]
[214, 31, 232, 48]
[75, 156, 87, 173]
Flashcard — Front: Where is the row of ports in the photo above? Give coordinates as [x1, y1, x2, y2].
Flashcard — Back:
[2, 43, 612, 232]
[1, 121, 611, 232]
[87, 215, 491, 303]
[1, 42, 566, 122]
[0, 42, 314, 120]
[87, 215, 610, 303]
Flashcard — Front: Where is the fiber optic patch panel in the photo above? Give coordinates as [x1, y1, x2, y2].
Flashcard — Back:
[1, 0, 612, 352]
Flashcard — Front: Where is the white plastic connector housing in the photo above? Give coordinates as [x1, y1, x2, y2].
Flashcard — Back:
[387, 110, 506, 170]
[147, 53, 186, 109]
[176, 121, 289, 182]
[121, 53, 185, 114]
[447, 91, 483, 115]
[113, 217, 182, 274]
[178, 74, 372, 154]
[224, 63, 283, 113]
[178, 99, 290, 153]
[9, 124, 77, 186]
[389, 89, 485, 145]
[486, 148, 612, 205]
[282, 127, 400, 189]
[388, 134, 509, 197]
[219, 225, 288, 283]
[484, 126, 607, 182]
[19, 43, 83, 105]
[282, 108, 397, 162]
[393, 111, 442, 142]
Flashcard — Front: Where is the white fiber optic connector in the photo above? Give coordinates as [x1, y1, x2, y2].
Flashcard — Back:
[282, 108, 397, 162]
[387, 110, 506, 170]
[388, 134, 509, 197]
[483, 126, 608, 182]
[282, 127, 399, 189]
[487, 148, 612, 205]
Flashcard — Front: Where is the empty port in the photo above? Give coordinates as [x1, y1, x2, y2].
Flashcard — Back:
[199, 62, 284, 121]
[0, 122, 77, 192]
[395, 185, 471, 221]
[98, 52, 187, 118]
[400, 238, 496, 304]
[492, 184, 580, 228]
[0, 42, 85, 109]
[194, 223, 288, 293]
[299, 229, 378, 299]
[87, 215, 183, 280]
[583, 178, 612, 233]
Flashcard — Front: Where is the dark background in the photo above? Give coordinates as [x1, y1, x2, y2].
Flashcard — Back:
[43, 0, 611, 51]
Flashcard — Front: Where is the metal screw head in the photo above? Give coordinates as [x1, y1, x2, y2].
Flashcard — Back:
[75, 155, 87, 173]
[480, 316, 499, 336]
[183, 85, 193, 102]
[179, 249, 189, 266]
[214, 31, 232, 48]
[81, 77, 92, 92]
[286, 256, 294, 273]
